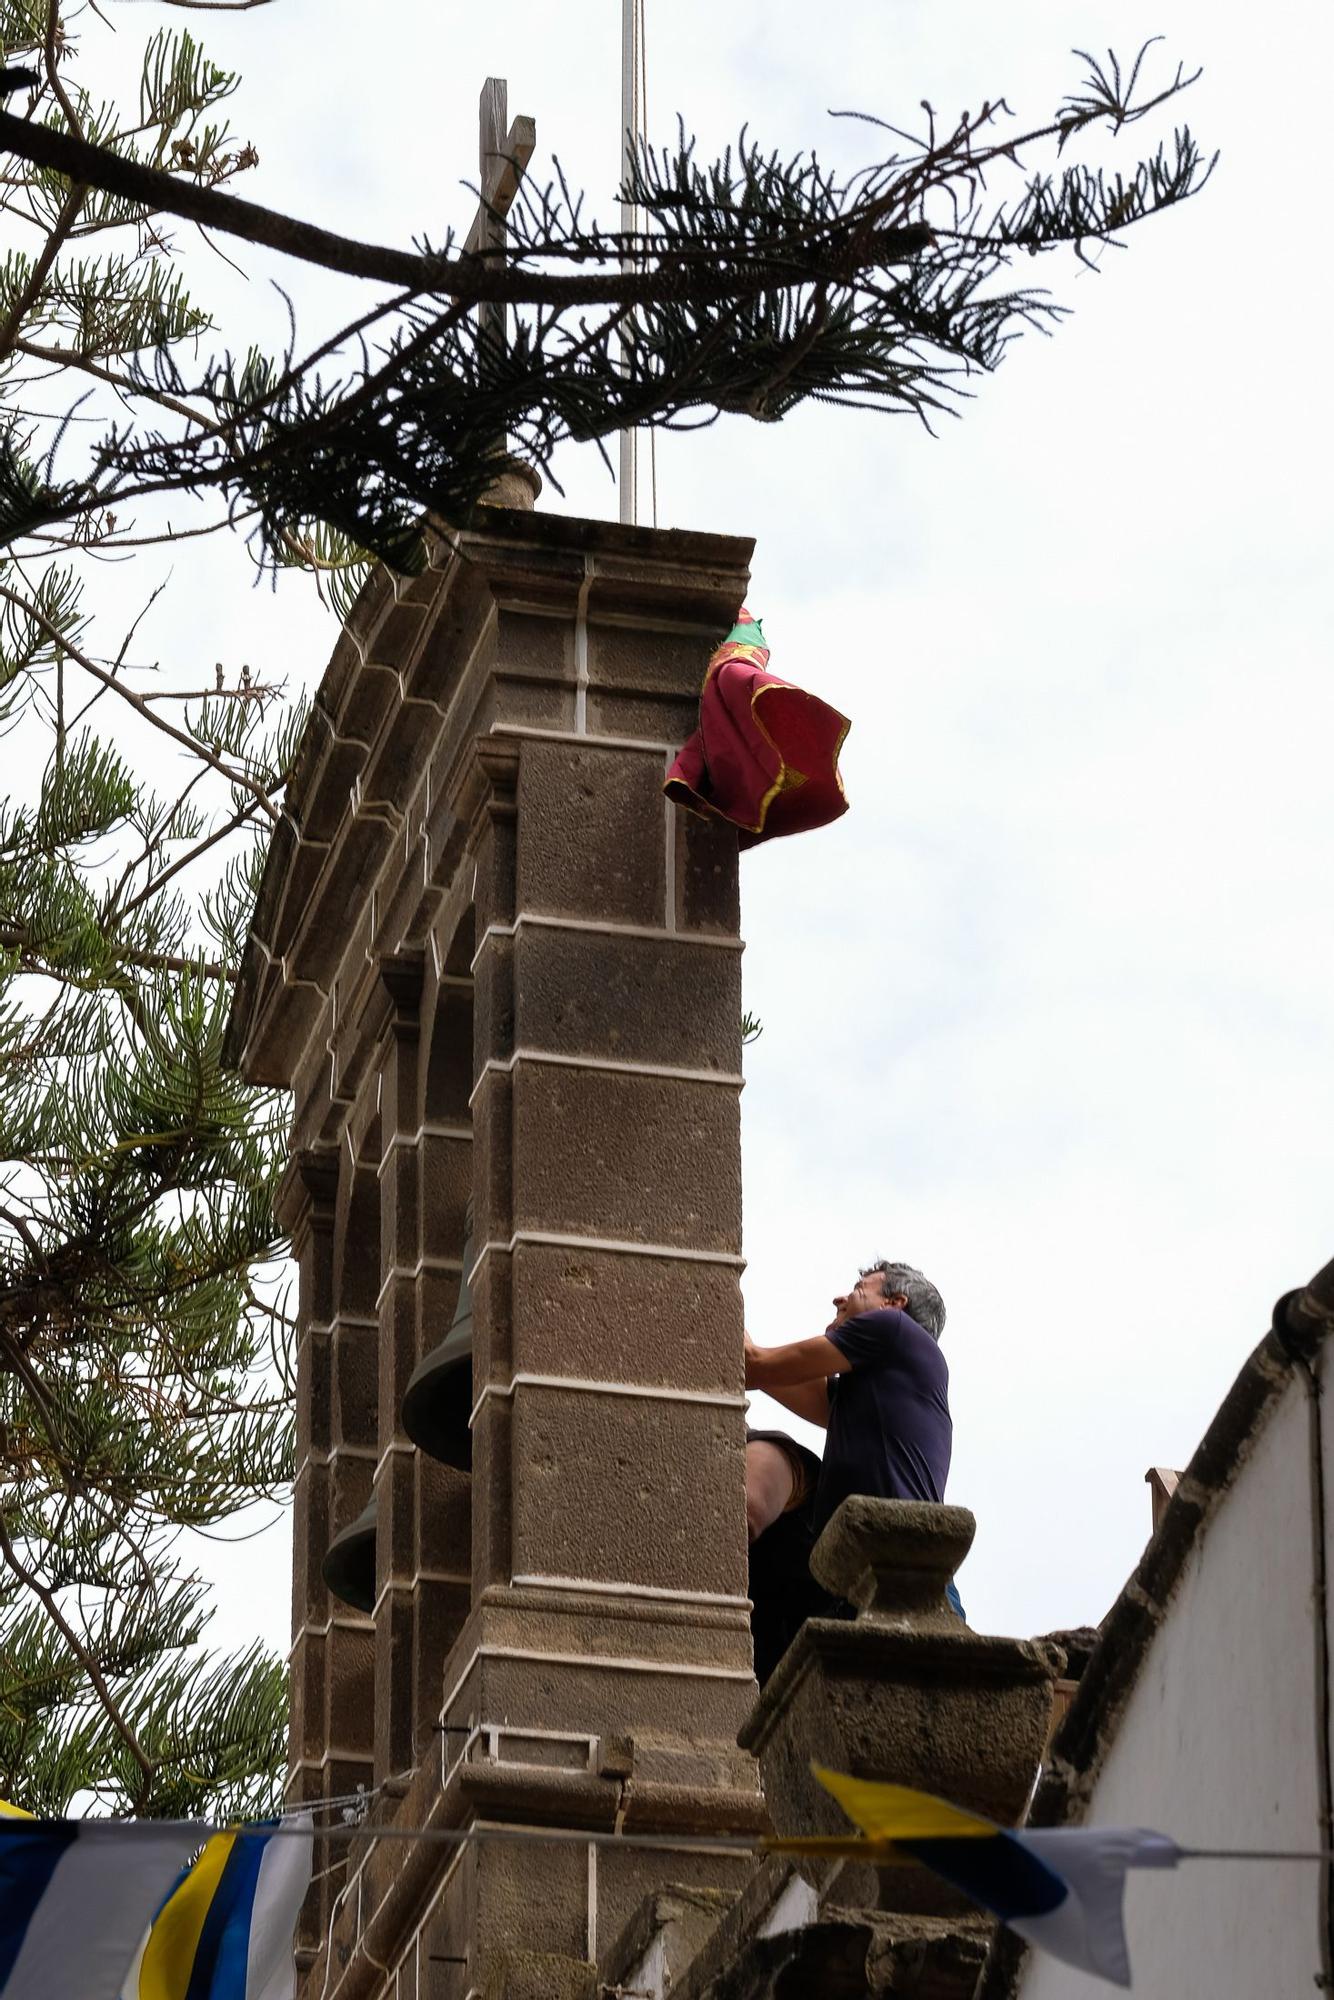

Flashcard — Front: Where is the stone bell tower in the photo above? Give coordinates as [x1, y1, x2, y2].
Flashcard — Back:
[224, 484, 765, 1997]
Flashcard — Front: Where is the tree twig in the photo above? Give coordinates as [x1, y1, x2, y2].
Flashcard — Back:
[0, 579, 280, 821]
[0, 107, 934, 304]
[0, 1509, 156, 1784]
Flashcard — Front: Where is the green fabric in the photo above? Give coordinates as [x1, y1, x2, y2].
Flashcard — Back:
[722, 614, 766, 649]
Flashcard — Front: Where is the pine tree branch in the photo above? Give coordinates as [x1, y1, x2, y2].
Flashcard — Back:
[0, 1511, 156, 1788]
[43, 0, 83, 143]
[0, 107, 934, 304]
[0, 580, 280, 821]
[0, 923, 232, 980]
[0, 182, 85, 361]
[14, 337, 220, 431]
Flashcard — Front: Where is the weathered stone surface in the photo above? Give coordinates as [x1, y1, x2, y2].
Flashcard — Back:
[377, 1276, 419, 1417]
[810, 1495, 976, 1623]
[585, 621, 711, 699]
[511, 1066, 741, 1252]
[472, 1070, 514, 1244]
[294, 1326, 331, 1461]
[674, 809, 741, 935]
[373, 1582, 414, 1781]
[586, 688, 698, 745]
[324, 1623, 375, 1749]
[488, 677, 578, 733]
[511, 1387, 745, 1596]
[516, 741, 667, 926]
[480, 1949, 596, 2000]
[417, 1458, 471, 1572]
[508, 1242, 742, 1393]
[331, 1321, 377, 1449]
[417, 1131, 472, 1260]
[741, 1499, 1062, 1916]
[495, 607, 576, 684]
[513, 926, 742, 1072]
[376, 1448, 416, 1585]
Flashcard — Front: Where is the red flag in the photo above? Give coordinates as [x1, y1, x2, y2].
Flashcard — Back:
[664, 610, 850, 849]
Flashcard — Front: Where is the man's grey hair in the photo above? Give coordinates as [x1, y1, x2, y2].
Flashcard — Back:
[862, 1260, 946, 1341]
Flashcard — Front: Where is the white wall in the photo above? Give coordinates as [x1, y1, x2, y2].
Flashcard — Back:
[1017, 1359, 1330, 1998]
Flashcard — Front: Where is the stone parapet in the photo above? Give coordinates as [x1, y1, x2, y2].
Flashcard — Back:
[740, 1498, 1063, 1919]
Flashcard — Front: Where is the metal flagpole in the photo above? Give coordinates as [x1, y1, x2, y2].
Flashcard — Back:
[618, 0, 638, 524]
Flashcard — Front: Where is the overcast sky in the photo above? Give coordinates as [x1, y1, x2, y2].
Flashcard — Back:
[132, 0, 1334, 1650]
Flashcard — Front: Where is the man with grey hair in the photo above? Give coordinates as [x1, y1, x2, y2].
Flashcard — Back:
[744, 1259, 956, 1678]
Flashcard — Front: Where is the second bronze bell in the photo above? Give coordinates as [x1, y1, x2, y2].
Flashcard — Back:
[322, 1497, 376, 1613]
[401, 1211, 474, 1469]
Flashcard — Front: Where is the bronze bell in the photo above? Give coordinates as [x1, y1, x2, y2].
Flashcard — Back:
[322, 1497, 377, 1613]
[400, 1211, 473, 1469]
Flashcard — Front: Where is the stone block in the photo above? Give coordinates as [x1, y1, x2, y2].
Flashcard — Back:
[379, 1013, 423, 1144]
[376, 1448, 416, 1586]
[291, 1462, 330, 1630]
[477, 1839, 591, 1962]
[374, 1589, 415, 1780]
[417, 1134, 471, 1260]
[471, 1397, 514, 1590]
[268, 834, 330, 963]
[336, 660, 400, 751]
[509, 1242, 742, 1394]
[596, 1865, 744, 1987]
[472, 1073, 514, 1244]
[740, 1493, 1064, 1918]
[458, 1647, 753, 1750]
[674, 810, 740, 936]
[512, 928, 742, 1072]
[325, 1622, 376, 1751]
[479, 1953, 594, 2000]
[585, 689, 698, 746]
[487, 679, 577, 732]
[380, 1140, 421, 1271]
[472, 935, 514, 1068]
[296, 733, 369, 846]
[472, 811, 518, 938]
[417, 1459, 472, 1573]
[471, 1248, 512, 1386]
[329, 1450, 375, 1534]
[288, 1628, 326, 1765]
[364, 590, 433, 678]
[511, 1067, 741, 1253]
[332, 1321, 377, 1450]
[299, 814, 400, 990]
[496, 607, 577, 685]
[585, 621, 710, 700]
[295, 1326, 331, 1460]
[417, 1263, 465, 1365]
[397, 560, 491, 704]
[516, 742, 666, 927]
[510, 1386, 745, 1597]
[412, 1577, 471, 1756]
[378, 1283, 420, 1428]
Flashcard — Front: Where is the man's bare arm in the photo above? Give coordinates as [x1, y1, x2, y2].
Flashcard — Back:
[761, 1377, 834, 1428]
[744, 1334, 851, 1432]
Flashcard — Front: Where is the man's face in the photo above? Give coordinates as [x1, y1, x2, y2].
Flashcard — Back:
[831, 1271, 895, 1324]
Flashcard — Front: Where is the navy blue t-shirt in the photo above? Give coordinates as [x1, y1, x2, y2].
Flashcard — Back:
[813, 1308, 952, 1533]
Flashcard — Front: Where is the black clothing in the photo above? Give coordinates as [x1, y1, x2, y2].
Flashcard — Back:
[745, 1435, 840, 1686]
[815, 1307, 952, 1534]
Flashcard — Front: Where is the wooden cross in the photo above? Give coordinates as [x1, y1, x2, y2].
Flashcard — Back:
[465, 77, 536, 360]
